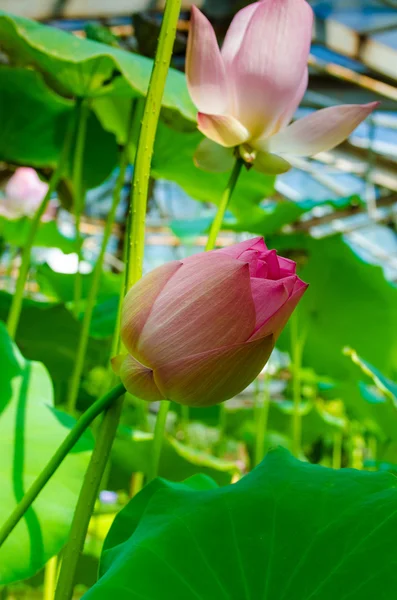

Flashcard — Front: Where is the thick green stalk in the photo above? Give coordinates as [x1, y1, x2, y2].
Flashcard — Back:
[205, 158, 244, 252]
[291, 314, 304, 457]
[6, 119, 75, 339]
[332, 431, 343, 470]
[148, 400, 171, 482]
[126, 0, 181, 289]
[55, 3, 181, 598]
[72, 98, 90, 319]
[254, 374, 271, 466]
[0, 384, 125, 548]
[66, 104, 136, 415]
[43, 555, 58, 600]
[54, 396, 124, 600]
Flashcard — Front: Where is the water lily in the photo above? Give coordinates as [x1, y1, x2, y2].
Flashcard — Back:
[186, 0, 379, 174]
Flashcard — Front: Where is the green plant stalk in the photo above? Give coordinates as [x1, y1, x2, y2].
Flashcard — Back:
[180, 404, 190, 441]
[148, 400, 171, 482]
[43, 555, 58, 600]
[5, 246, 19, 293]
[291, 313, 304, 457]
[6, 120, 76, 339]
[255, 374, 271, 466]
[126, 0, 181, 289]
[66, 104, 136, 415]
[0, 383, 125, 549]
[55, 2, 181, 597]
[72, 98, 90, 319]
[205, 158, 244, 252]
[54, 396, 124, 600]
[332, 431, 343, 469]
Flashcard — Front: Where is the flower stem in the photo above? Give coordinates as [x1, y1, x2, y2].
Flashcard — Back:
[55, 2, 181, 597]
[0, 383, 125, 549]
[6, 117, 75, 339]
[43, 555, 58, 600]
[148, 400, 171, 482]
[291, 313, 304, 457]
[54, 394, 124, 600]
[205, 158, 244, 252]
[332, 430, 343, 469]
[126, 0, 181, 290]
[72, 98, 90, 320]
[254, 373, 271, 466]
[66, 102, 136, 415]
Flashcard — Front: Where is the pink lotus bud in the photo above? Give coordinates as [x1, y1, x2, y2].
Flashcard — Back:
[112, 238, 307, 407]
[186, 1, 379, 174]
[1, 167, 52, 220]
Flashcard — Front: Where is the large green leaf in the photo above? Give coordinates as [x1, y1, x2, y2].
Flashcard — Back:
[0, 67, 118, 189]
[0, 292, 111, 386]
[0, 11, 195, 122]
[0, 215, 77, 253]
[0, 323, 92, 584]
[86, 448, 397, 599]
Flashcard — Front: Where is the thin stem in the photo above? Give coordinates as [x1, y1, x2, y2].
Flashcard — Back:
[332, 431, 343, 469]
[54, 395, 124, 600]
[148, 400, 170, 482]
[255, 374, 271, 466]
[291, 313, 304, 457]
[43, 555, 58, 600]
[5, 246, 18, 292]
[205, 158, 244, 252]
[6, 117, 75, 339]
[130, 471, 144, 497]
[126, 0, 181, 289]
[66, 103, 136, 415]
[367, 435, 377, 471]
[55, 2, 181, 597]
[72, 98, 90, 319]
[0, 383, 125, 549]
[180, 404, 190, 441]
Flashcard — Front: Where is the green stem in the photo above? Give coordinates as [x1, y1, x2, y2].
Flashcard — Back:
[291, 313, 303, 457]
[66, 103, 136, 415]
[5, 246, 18, 293]
[148, 400, 171, 482]
[55, 2, 181, 597]
[332, 430, 343, 469]
[255, 374, 271, 466]
[54, 395, 124, 600]
[72, 98, 90, 320]
[43, 555, 58, 600]
[205, 158, 244, 252]
[6, 119, 75, 339]
[126, 0, 181, 289]
[0, 383, 125, 549]
[180, 404, 190, 441]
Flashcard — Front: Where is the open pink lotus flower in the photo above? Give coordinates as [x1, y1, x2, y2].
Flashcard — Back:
[1, 167, 54, 220]
[186, 0, 379, 174]
[112, 238, 307, 407]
